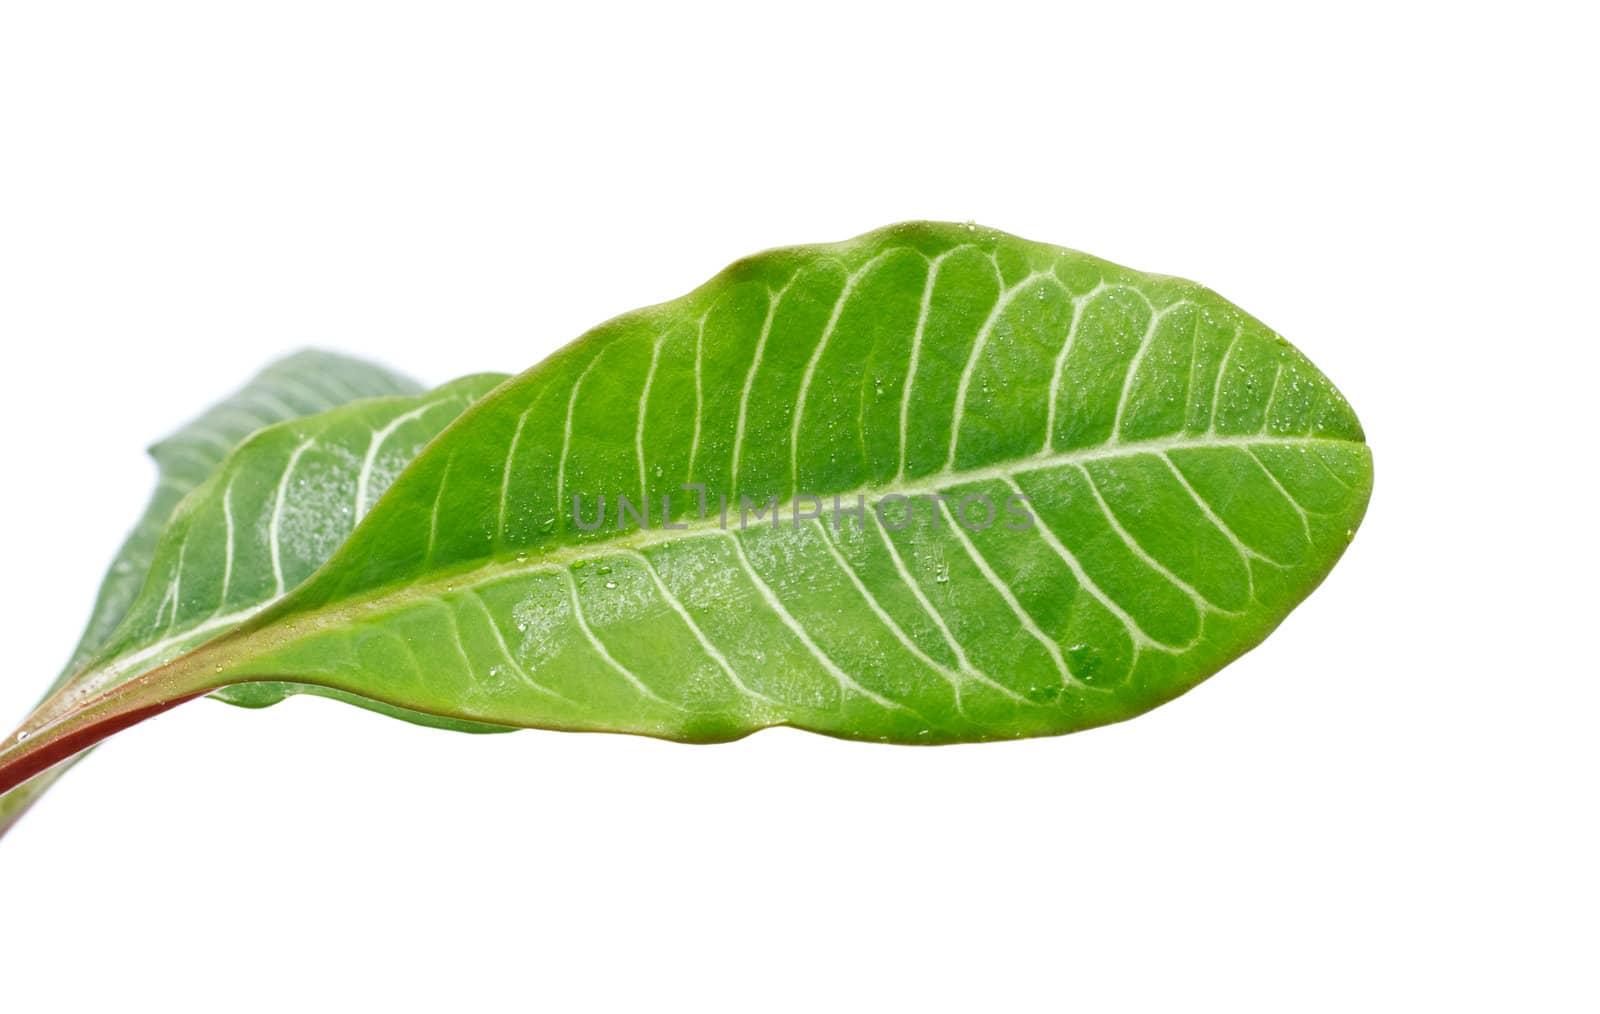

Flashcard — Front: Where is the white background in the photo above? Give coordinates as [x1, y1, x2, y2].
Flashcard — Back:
[1, 2, 1594, 1010]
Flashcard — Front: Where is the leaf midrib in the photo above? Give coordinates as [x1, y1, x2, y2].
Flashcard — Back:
[215, 431, 1365, 672]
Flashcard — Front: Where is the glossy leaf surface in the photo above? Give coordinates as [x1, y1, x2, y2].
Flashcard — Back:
[203, 224, 1370, 742]
[0, 223, 1372, 803]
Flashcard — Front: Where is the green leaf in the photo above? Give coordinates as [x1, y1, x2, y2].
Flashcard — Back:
[57, 371, 506, 703]
[2, 350, 420, 833]
[0, 223, 1371, 796]
[0, 362, 493, 831]
[54, 350, 423, 690]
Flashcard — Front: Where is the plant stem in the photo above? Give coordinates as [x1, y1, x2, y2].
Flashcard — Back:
[0, 666, 214, 798]
[0, 762, 76, 840]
